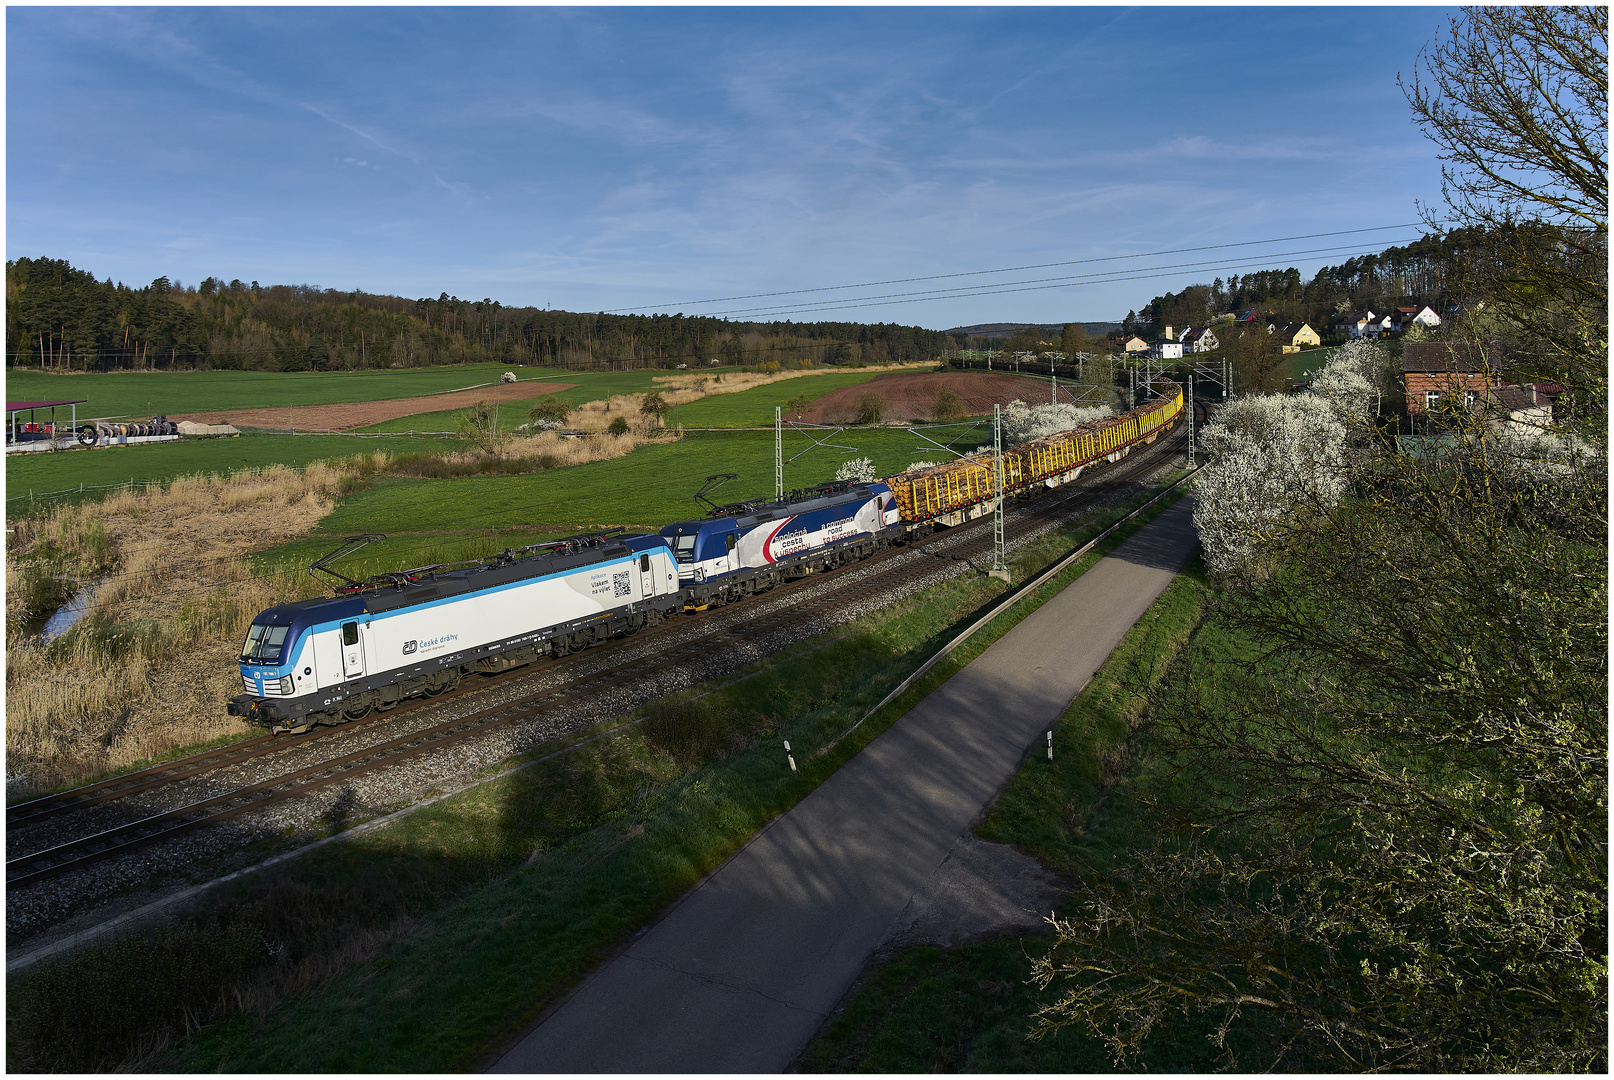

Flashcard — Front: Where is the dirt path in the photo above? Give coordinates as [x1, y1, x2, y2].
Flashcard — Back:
[169, 380, 575, 431]
[797, 371, 1057, 423]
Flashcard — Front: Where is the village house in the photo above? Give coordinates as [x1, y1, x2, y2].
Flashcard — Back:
[1115, 333, 1149, 354]
[1402, 341, 1561, 432]
[1392, 305, 1442, 332]
[1335, 310, 1395, 338]
[1180, 326, 1219, 353]
[1267, 321, 1321, 353]
[1403, 341, 1500, 414]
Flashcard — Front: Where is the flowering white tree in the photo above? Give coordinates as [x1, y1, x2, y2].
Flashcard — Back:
[834, 456, 877, 482]
[1002, 399, 1114, 443]
[904, 460, 942, 472]
[1311, 339, 1383, 429]
[1192, 394, 1348, 577]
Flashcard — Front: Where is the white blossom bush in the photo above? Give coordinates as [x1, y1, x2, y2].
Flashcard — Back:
[834, 457, 877, 482]
[1002, 399, 1114, 443]
[905, 460, 943, 472]
[1312, 339, 1382, 429]
[1193, 394, 1348, 578]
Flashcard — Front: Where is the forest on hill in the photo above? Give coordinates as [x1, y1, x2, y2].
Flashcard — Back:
[1126, 228, 1494, 335]
[4, 257, 963, 374]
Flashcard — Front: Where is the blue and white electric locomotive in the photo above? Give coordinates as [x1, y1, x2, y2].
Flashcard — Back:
[227, 530, 682, 732]
[660, 479, 903, 608]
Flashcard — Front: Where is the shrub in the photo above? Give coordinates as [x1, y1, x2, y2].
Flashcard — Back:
[856, 392, 885, 424]
[835, 457, 877, 482]
[607, 416, 630, 436]
[527, 396, 570, 424]
[639, 392, 668, 421]
[932, 388, 966, 421]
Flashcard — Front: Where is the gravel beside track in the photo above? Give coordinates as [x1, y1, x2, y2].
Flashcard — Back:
[7, 419, 1192, 946]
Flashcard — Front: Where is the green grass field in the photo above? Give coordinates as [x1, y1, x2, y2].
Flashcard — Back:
[249, 424, 997, 577]
[2, 363, 731, 422]
[4, 432, 472, 518]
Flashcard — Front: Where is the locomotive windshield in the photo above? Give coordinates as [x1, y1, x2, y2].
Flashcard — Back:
[240, 623, 290, 664]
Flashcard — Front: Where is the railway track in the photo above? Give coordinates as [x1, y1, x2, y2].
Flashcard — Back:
[7, 414, 1194, 890]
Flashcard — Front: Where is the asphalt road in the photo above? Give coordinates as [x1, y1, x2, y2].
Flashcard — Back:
[490, 495, 1201, 1074]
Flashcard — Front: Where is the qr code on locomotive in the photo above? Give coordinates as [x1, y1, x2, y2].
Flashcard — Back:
[613, 571, 632, 597]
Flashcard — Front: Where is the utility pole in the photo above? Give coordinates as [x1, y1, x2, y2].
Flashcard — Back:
[1188, 375, 1196, 469]
[989, 404, 1010, 583]
[775, 406, 784, 498]
[1051, 361, 1058, 405]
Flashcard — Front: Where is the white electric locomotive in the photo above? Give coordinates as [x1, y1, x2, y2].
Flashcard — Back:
[660, 479, 903, 608]
[227, 530, 682, 733]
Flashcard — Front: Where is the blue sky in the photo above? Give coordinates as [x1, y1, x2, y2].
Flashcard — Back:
[7, 6, 1455, 330]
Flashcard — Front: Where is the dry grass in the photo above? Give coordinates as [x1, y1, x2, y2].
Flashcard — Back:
[507, 427, 679, 463]
[6, 466, 341, 796]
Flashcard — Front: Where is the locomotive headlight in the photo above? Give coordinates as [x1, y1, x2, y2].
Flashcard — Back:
[278, 675, 295, 694]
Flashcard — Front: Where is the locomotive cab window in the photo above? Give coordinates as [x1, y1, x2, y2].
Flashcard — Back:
[639, 554, 650, 572]
[241, 623, 289, 663]
[725, 533, 737, 551]
[342, 622, 359, 646]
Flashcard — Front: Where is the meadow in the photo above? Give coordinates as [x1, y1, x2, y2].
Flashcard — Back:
[252, 423, 997, 577]
[4, 364, 925, 519]
[5, 433, 457, 518]
[4, 362, 582, 419]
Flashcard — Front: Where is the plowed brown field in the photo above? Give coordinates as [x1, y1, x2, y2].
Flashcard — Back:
[795, 371, 1059, 423]
[169, 380, 575, 431]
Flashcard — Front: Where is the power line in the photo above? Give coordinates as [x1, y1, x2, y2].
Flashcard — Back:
[601, 222, 1435, 314]
[709, 240, 1422, 321]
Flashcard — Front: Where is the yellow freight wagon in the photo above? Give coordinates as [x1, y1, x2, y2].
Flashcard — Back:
[884, 384, 1181, 526]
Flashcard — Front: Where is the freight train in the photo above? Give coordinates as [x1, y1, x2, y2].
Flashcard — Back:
[228, 385, 1181, 733]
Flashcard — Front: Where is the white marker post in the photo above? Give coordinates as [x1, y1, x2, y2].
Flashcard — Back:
[1046, 730, 1053, 760]
[784, 739, 797, 773]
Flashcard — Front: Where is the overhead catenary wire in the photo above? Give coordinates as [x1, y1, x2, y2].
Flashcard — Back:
[600, 222, 1434, 313]
[697, 239, 1422, 321]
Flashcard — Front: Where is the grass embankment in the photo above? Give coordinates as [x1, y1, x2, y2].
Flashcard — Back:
[6, 476, 1191, 1073]
[796, 555, 1294, 1071]
[795, 559, 1245, 1070]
